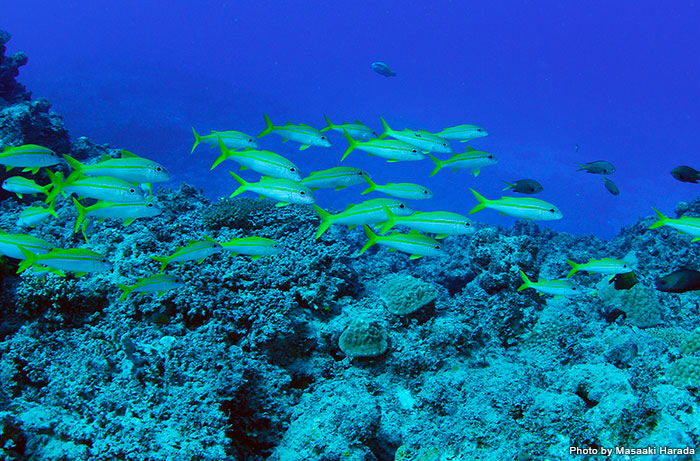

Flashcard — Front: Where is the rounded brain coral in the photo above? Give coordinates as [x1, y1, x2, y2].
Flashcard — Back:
[380, 274, 437, 315]
[338, 319, 388, 358]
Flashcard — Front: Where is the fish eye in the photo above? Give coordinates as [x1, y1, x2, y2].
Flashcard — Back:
[50, 152, 57, 156]
[549, 208, 555, 212]
[129, 188, 136, 193]
[434, 245, 441, 249]
[572, 287, 578, 290]
[412, 149, 417, 153]
[290, 167, 296, 172]
[300, 191, 306, 195]
[423, 190, 428, 194]
[399, 204, 405, 208]
[147, 203, 153, 207]
[488, 155, 494, 159]
[321, 136, 326, 139]
[102, 258, 108, 263]
[248, 138, 252, 142]
[477, 128, 482, 132]
[156, 166, 162, 172]
[442, 143, 447, 146]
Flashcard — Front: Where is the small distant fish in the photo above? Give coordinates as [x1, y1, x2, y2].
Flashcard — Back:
[151, 236, 222, 272]
[213, 139, 301, 181]
[360, 225, 445, 260]
[342, 130, 424, 162]
[609, 271, 637, 290]
[0, 144, 59, 173]
[502, 179, 543, 194]
[649, 208, 700, 242]
[379, 117, 452, 154]
[379, 203, 474, 238]
[257, 114, 331, 150]
[321, 115, 377, 140]
[361, 177, 433, 200]
[436, 124, 488, 142]
[602, 176, 620, 195]
[18, 247, 111, 275]
[671, 165, 700, 184]
[574, 144, 579, 152]
[371, 62, 396, 77]
[313, 199, 412, 239]
[577, 160, 615, 175]
[429, 147, 497, 177]
[566, 258, 633, 277]
[229, 172, 314, 207]
[191, 128, 258, 153]
[2, 176, 51, 199]
[16, 204, 58, 227]
[117, 274, 185, 301]
[655, 269, 700, 293]
[518, 271, 583, 297]
[469, 189, 562, 221]
[220, 237, 282, 259]
[301, 167, 368, 191]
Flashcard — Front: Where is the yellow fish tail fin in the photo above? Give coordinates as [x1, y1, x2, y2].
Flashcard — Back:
[566, 259, 579, 278]
[257, 113, 275, 138]
[468, 188, 488, 215]
[648, 208, 667, 229]
[341, 129, 357, 161]
[191, 127, 202, 154]
[379, 116, 391, 138]
[428, 154, 442, 177]
[313, 205, 333, 239]
[117, 283, 133, 302]
[150, 256, 170, 273]
[63, 154, 84, 173]
[321, 114, 333, 132]
[359, 225, 378, 255]
[379, 203, 397, 234]
[17, 247, 39, 274]
[72, 197, 87, 234]
[517, 270, 531, 292]
[361, 176, 377, 195]
[228, 171, 248, 198]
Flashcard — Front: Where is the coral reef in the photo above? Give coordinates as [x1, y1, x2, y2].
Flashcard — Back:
[0, 31, 30, 106]
[3, 27, 700, 460]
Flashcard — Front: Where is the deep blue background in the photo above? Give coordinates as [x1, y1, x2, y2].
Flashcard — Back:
[4, 0, 700, 239]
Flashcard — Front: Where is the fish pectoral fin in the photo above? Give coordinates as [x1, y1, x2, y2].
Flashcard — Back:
[239, 166, 249, 170]
[472, 169, 481, 177]
[435, 234, 449, 239]
[275, 202, 289, 207]
[388, 248, 396, 252]
[334, 186, 346, 191]
[281, 138, 288, 143]
[409, 254, 422, 260]
[299, 145, 311, 151]
[74, 272, 87, 277]
[451, 168, 458, 173]
[250, 255, 262, 260]
[387, 159, 400, 163]
[124, 219, 136, 226]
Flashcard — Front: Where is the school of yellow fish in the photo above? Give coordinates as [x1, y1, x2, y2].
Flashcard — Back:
[0, 113, 698, 300]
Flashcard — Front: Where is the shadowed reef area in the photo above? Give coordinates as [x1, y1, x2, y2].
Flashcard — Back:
[1, 30, 700, 461]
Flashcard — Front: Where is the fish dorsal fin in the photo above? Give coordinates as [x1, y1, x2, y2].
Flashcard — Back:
[464, 146, 476, 152]
[407, 230, 423, 236]
[121, 150, 138, 158]
[100, 154, 112, 162]
[299, 123, 313, 129]
[259, 176, 275, 182]
[354, 120, 364, 125]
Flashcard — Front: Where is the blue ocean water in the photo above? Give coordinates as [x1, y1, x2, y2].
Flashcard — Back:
[4, 0, 700, 239]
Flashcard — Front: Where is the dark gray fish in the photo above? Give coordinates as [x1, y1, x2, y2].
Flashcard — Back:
[602, 176, 620, 195]
[371, 62, 396, 77]
[671, 165, 700, 184]
[655, 269, 700, 293]
[577, 160, 616, 175]
[502, 179, 543, 194]
[609, 271, 637, 290]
